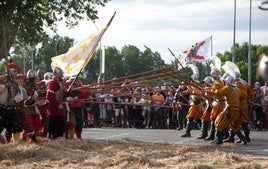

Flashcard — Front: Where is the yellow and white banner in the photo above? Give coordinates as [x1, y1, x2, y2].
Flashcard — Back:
[51, 12, 116, 77]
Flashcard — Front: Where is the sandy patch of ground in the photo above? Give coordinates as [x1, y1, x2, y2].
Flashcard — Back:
[0, 137, 267, 169]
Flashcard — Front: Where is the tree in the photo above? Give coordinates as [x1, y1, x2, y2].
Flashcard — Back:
[121, 45, 156, 76]
[35, 35, 74, 72]
[104, 46, 124, 81]
[0, 35, 74, 74]
[217, 42, 268, 85]
[0, 0, 110, 61]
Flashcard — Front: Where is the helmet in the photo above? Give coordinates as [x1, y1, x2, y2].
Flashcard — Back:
[44, 72, 53, 80]
[26, 69, 37, 79]
[190, 74, 199, 83]
[234, 71, 241, 80]
[210, 69, 220, 78]
[53, 67, 63, 78]
[221, 72, 230, 81]
[36, 69, 45, 79]
[6, 62, 21, 74]
[141, 88, 146, 93]
[203, 76, 213, 86]
[224, 75, 236, 88]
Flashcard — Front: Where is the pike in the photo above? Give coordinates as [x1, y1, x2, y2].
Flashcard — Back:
[73, 67, 171, 91]
[168, 48, 185, 69]
[144, 45, 189, 83]
[72, 68, 187, 92]
[144, 45, 212, 103]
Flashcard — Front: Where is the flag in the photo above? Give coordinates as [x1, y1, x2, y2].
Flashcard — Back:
[51, 12, 116, 77]
[181, 37, 212, 64]
[177, 51, 189, 69]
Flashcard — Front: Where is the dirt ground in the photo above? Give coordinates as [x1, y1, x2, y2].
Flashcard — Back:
[0, 137, 267, 169]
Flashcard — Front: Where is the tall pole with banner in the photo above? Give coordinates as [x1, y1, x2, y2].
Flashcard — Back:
[232, 0, 237, 63]
[248, 0, 252, 85]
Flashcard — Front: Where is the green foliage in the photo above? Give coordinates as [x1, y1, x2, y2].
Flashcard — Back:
[0, 0, 110, 61]
[217, 43, 268, 85]
[4, 28, 268, 87]
[83, 45, 157, 84]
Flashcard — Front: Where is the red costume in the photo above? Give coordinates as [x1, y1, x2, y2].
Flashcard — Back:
[46, 69, 67, 140]
[65, 78, 90, 139]
[36, 78, 48, 137]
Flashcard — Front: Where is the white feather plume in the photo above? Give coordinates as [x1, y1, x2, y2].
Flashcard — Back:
[187, 63, 199, 77]
[222, 61, 240, 77]
[210, 56, 221, 71]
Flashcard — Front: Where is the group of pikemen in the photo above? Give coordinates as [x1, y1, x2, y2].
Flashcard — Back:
[176, 67, 254, 145]
[0, 61, 90, 144]
[88, 61, 258, 145]
[0, 60, 263, 146]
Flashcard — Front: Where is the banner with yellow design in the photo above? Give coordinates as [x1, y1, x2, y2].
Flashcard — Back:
[51, 12, 116, 77]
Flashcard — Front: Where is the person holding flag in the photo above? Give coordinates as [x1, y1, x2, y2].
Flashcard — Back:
[46, 67, 68, 141]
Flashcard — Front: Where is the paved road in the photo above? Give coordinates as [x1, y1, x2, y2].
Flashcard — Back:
[82, 128, 268, 156]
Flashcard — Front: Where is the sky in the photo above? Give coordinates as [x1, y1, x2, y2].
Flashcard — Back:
[56, 0, 268, 64]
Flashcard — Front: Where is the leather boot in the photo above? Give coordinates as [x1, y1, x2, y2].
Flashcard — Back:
[5, 131, 12, 144]
[210, 131, 223, 145]
[205, 120, 215, 141]
[181, 131, 191, 137]
[242, 123, 250, 142]
[197, 121, 209, 139]
[76, 130, 82, 139]
[28, 133, 37, 143]
[223, 130, 235, 143]
[222, 128, 230, 140]
[181, 118, 193, 137]
[235, 130, 246, 145]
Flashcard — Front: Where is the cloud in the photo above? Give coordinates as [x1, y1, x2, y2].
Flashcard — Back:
[55, 0, 268, 63]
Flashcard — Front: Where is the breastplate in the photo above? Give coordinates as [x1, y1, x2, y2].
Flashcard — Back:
[55, 83, 64, 102]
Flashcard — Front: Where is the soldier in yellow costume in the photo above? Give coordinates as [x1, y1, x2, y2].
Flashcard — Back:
[204, 69, 225, 141]
[180, 74, 204, 137]
[197, 76, 214, 139]
[224, 71, 251, 143]
[205, 75, 247, 145]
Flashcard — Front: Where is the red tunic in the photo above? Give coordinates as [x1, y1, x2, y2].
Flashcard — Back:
[64, 80, 91, 108]
[46, 80, 66, 116]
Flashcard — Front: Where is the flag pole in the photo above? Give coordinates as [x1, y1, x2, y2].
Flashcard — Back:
[210, 35, 213, 57]
[168, 48, 185, 69]
[67, 11, 116, 92]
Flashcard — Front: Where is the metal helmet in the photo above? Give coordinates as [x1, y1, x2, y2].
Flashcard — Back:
[234, 71, 241, 80]
[53, 67, 63, 78]
[26, 69, 37, 79]
[190, 74, 199, 83]
[210, 69, 220, 78]
[36, 69, 45, 79]
[141, 88, 146, 93]
[203, 76, 214, 86]
[44, 72, 53, 80]
[224, 75, 236, 87]
[221, 72, 230, 81]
